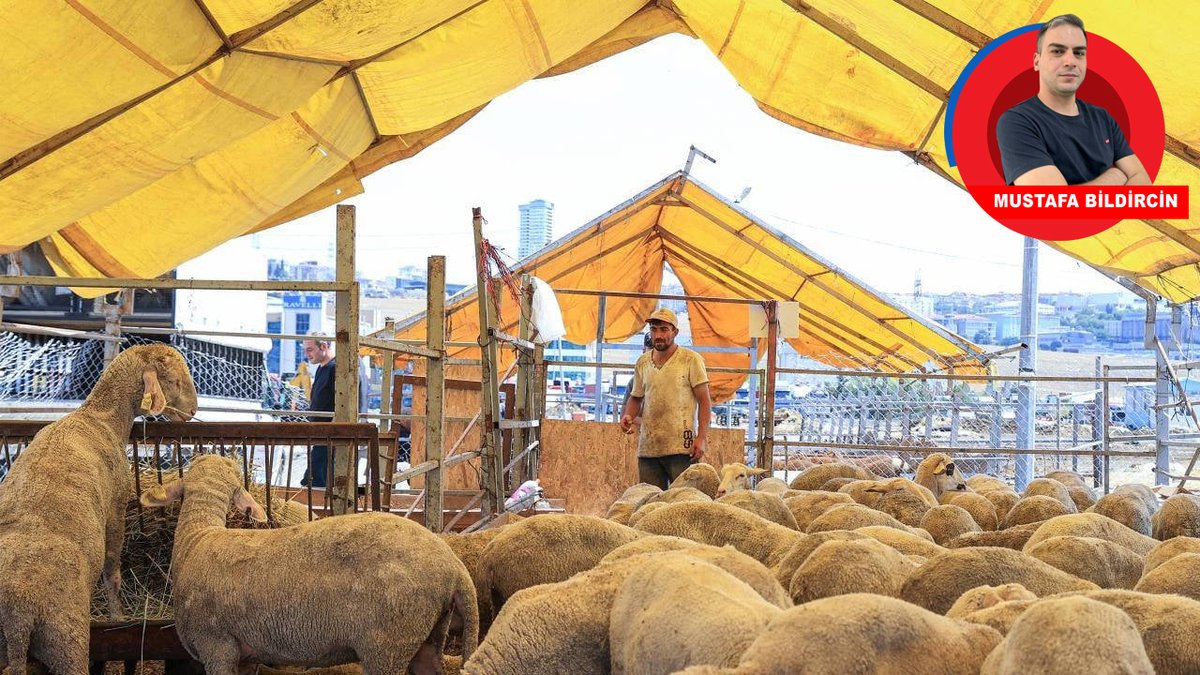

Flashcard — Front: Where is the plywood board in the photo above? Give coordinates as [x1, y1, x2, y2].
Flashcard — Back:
[408, 363, 483, 490]
[539, 419, 747, 516]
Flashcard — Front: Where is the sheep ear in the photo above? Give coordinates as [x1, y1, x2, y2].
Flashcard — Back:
[141, 369, 167, 415]
[750, 468, 769, 476]
[234, 487, 267, 523]
[141, 480, 184, 507]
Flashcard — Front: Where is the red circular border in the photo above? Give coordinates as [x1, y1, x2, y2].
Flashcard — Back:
[953, 32, 1165, 240]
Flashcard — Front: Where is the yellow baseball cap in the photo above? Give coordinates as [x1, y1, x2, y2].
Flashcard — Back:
[647, 307, 678, 328]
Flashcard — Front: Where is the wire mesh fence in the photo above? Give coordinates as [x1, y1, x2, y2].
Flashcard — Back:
[0, 331, 310, 415]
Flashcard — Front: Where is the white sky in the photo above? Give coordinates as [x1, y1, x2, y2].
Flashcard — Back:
[227, 34, 1122, 297]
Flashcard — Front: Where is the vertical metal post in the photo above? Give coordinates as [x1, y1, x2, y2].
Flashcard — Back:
[759, 301, 779, 471]
[747, 339, 759, 464]
[988, 380, 1002, 452]
[379, 318, 395, 434]
[594, 295, 606, 419]
[473, 208, 504, 518]
[1071, 403, 1080, 473]
[425, 256, 446, 531]
[331, 204, 359, 515]
[1093, 357, 1104, 488]
[1103, 363, 1112, 493]
[1153, 306, 1181, 486]
[514, 275, 534, 486]
[1055, 398, 1062, 468]
[1014, 237, 1038, 491]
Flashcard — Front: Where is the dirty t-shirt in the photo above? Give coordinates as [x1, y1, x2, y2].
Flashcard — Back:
[630, 346, 709, 458]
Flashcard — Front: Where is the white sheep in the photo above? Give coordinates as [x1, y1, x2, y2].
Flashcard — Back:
[1021, 477, 1078, 513]
[1025, 535, 1145, 589]
[1022, 512, 1158, 556]
[669, 463, 720, 497]
[772, 530, 870, 588]
[715, 491, 798, 529]
[920, 504, 982, 545]
[788, 538, 921, 603]
[609, 554, 783, 674]
[1091, 484, 1159, 536]
[913, 453, 968, 502]
[1143, 535, 1200, 575]
[1151, 492, 1200, 540]
[786, 462, 874, 490]
[694, 594, 1001, 674]
[899, 546, 1098, 614]
[945, 491, 1000, 531]
[1134, 552, 1200, 601]
[781, 491, 855, 530]
[605, 483, 662, 524]
[713, 462, 768, 497]
[979, 596, 1154, 674]
[0, 344, 197, 675]
[1003, 495, 1073, 527]
[945, 583, 1037, 619]
[854, 525, 944, 558]
[633, 501, 803, 568]
[141, 454, 477, 673]
[944, 522, 1042, 550]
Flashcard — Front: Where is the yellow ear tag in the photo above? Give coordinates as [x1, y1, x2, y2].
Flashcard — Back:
[140, 392, 154, 411]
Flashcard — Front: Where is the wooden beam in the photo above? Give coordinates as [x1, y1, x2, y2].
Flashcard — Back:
[759, 300, 779, 470]
[473, 208, 504, 518]
[890, 0, 990, 48]
[226, 0, 323, 47]
[331, 205, 359, 515]
[333, 1, 489, 80]
[192, 0, 233, 50]
[425, 255, 446, 532]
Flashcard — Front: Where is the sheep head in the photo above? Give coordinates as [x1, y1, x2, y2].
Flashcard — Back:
[140, 454, 266, 522]
[715, 462, 769, 497]
[134, 344, 198, 421]
[916, 453, 968, 497]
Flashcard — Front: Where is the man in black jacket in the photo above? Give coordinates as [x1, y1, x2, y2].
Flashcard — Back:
[301, 334, 336, 487]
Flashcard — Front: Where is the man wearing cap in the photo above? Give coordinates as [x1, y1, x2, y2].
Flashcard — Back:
[620, 308, 712, 489]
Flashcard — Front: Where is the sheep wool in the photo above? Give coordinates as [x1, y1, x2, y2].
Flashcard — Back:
[945, 583, 1037, 619]
[1003, 495, 1072, 528]
[1091, 485, 1158, 537]
[634, 501, 804, 568]
[605, 483, 663, 524]
[609, 555, 783, 675]
[772, 530, 867, 588]
[1143, 536, 1200, 575]
[854, 525, 945, 558]
[782, 491, 855, 531]
[873, 488, 931, 527]
[944, 523, 1042, 551]
[899, 546, 1098, 614]
[143, 455, 477, 673]
[1056, 589, 1200, 675]
[670, 463, 720, 498]
[715, 491, 798, 529]
[787, 462, 873, 490]
[788, 538, 921, 604]
[1134, 552, 1200, 601]
[1023, 513, 1158, 556]
[979, 596, 1154, 675]
[920, 504, 982, 545]
[805, 503, 912, 535]
[0, 344, 197, 675]
[1151, 493, 1200, 540]
[1021, 478, 1078, 513]
[1025, 535, 1145, 589]
[945, 492, 999, 531]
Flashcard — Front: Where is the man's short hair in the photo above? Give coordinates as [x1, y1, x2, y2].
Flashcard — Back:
[642, 333, 653, 349]
[305, 332, 330, 347]
[1036, 14, 1086, 52]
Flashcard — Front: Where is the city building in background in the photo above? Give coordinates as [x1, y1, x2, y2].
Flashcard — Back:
[518, 199, 554, 259]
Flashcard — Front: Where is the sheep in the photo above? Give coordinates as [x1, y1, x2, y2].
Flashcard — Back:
[946, 583, 1037, 619]
[715, 491, 798, 529]
[627, 500, 669, 527]
[600, 537, 791, 608]
[1025, 535, 1145, 589]
[1003, 495, 1072, 527]
[805, 503, 913, 534]
[781, 491, 854, 530]
[633, 501, 803, 568]
[476, 514, 641, 621]
[713, 462, 768, 497]
[642, 486, 712, 506]
[1091, 484, 1159, 536]
[709, 594, 1001, 675]
[0, 344, 197, 675]
[1054, 589, 1200, 675]
[957, 599, 1039, 636]
[1045, 469, 1089, 489]
[854, 525, 944, 557]
[836, 479, 887, 507]
[787, 462, 873, 490]
[945, 522, 1043, 550]
[462, 553, 643, 674]
[1143, 536, 1200, 575]
[979, 596, 1154, 675]
[920, 504, 982, 545]
[945, 491, 999, 531]
[605, 483, 662, 524]
[966, 474, 1010, 493]
[141, 454, 476, 673]
[440, 517, 523, 627]
[1023, 512, 1158, 556]
[788, 538, 922, 603]
[669, 463, 720, 497]
[979, 488, 1021, 520]
[1134, 552, 1200, 600]
[772, 530, 868, 588]
[817, 476, 857, 492]
[899, 546, 1099, 614]
[913, 453, 968, 502]
[608, 555, 783, 675]
[753, 477, 789, 496]
[1021, 477, 1078, 513]
[1151, 492, 1200, 540]
[873, 487, 931, 527]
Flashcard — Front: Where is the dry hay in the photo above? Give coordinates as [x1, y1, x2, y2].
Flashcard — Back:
[90, 467, 316, 621]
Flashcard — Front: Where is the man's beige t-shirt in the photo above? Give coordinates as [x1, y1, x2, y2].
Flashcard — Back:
[630, 346, 709, 458]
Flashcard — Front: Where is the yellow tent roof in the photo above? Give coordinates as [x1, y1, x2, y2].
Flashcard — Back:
[2, 1, 1196, 300]
[386, 173, 987, 402]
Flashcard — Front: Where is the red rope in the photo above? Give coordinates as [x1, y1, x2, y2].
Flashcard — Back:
[479, 238, 521, 322]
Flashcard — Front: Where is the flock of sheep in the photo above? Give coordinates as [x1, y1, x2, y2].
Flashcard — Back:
[5, 343, 1200, 674]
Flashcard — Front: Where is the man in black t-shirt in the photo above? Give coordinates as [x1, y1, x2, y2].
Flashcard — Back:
[995, 14, 1149, 186]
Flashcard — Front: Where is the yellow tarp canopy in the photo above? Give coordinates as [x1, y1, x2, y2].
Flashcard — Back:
[1, 1, 1197, 300]
[385, 173, 986, 402]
